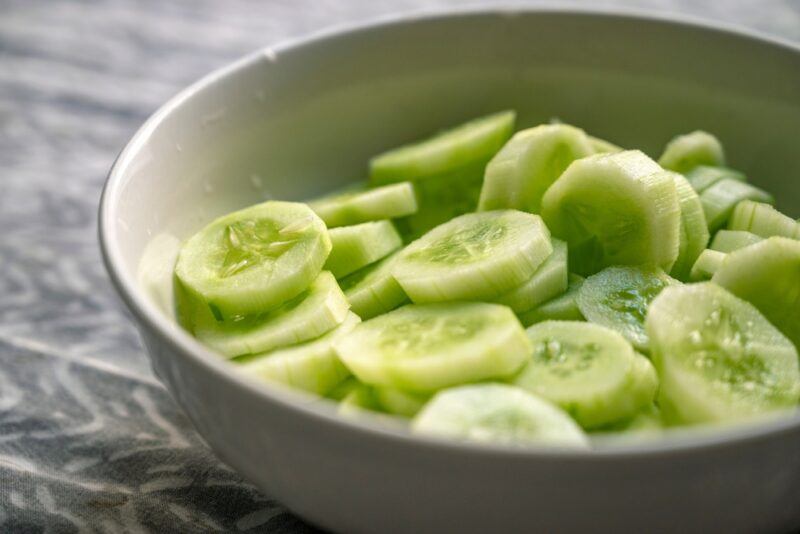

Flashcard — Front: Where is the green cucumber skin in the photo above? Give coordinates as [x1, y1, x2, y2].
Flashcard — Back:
[324, 221, 403, 279]
[684, 165, 746, 193]
[728, 200, 800, 239]
[309, 182, 418, 228]
[699, 179, 774, 232]
[518, 274, 585, 327]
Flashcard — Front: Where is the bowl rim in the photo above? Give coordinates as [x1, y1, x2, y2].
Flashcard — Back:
[99, 4, 800, 460]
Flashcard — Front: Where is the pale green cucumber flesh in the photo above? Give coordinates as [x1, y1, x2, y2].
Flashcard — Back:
[577, 265, 677, 352]
[728, 200, 800, 239]
[309, 182, 418, 228]
[689, 249, 727, 281]
[393, 210, 553, 302]
[684, 165, 745, 193]
[518, 274, 585, 327]
[494, 239, 569, 313]
[334, 302, 531, 393]
[478, 124, 594, 213]
[646, 283, 800, 425]
[174, 201, 331, 320]
[339, 251, 409, 319]
[658, 131, 725, 173]
[710, 230, 763, 253]
[411, 383, 588, 448]
[712, 237, 800, 348]
[194, 271, 350, 358]
[699, 178, 774, 232]
[374, 387, 430, 418]
[588, 135, 623, 154]
[541, 150, 681, 276]
[324, 220, 402, 278]
[667, 171, 709, 281]
[514, 321, 653, 428]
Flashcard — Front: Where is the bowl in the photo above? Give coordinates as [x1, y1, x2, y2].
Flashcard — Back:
[99, 8, 800, 533]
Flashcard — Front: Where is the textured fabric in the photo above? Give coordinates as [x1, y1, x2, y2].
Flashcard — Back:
[1, 0, 799, 531]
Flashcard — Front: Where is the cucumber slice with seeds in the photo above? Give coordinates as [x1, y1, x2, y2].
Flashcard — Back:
[646, 283, 800, 425]
[324, 221, 402, 278]
[712, 237, 800, 348]
[309, 182, 418, 228]
[334, 303, 531, 393]
[393, 211, 553, 302]
[175, 201, 331, 320]
[370, 111, 515, 239]
[541, 150, 681, 275]
[339, 251, 409, 319]
[710, 230, 763, 253]
[494, 239, 568, 313]
[513, 321, 656, 428]
[237, 312, 360, 396]
[577, 266, 678, 352]
[728, 200, 800, 239]
[194, 271, 350, 358]
[689, 249, 726, 281]
[588, 135, 623, 154]
[518, 274, 585, 326]
[668, 171, 710, 280]
[411, 383, 588, 448]
[684, 165, 746, 193]
[658, 130, 725, 173]
[699, 178, 774, 232]
[478, 124, 594, 213]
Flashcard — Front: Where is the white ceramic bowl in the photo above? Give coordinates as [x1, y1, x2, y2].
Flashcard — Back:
[100, 8, 800, 533]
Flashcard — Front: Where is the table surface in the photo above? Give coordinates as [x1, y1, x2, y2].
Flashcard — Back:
[2, 0, 800, 532]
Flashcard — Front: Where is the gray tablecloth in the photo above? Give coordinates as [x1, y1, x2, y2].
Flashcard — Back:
[2, 0, 799, 531]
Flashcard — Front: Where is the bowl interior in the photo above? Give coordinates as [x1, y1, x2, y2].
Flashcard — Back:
[104, 9, 800, 442]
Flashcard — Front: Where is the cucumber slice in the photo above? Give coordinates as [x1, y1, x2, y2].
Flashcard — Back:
[728, 200, 800, 239]
[309, 182, 418, 228]
[194, 271, 350, 358]
[339, 251, 409, 320]
[175, 201, 331, 320]
[326, 376, 360, 401]
[710, 230, 763, 253]
[513, 321, 655, 428]
[334, 302, 531, 393]
[392, 210, 553, 302]
[237, 312, 360, 396]
[518, 274, 585, 327]
[712, 237, 800, 347]
[374, 387, 430, 418]
[411, 383, 588, 448]
[595, 404, 663, 434]
[324, 221, 402, 278]
[689, 249, 727, 281]
[588, 135, 623, 154]
[138, 232, 181, 318]
[646, 283, 800, 425]
[370, 111, 515, 239]
[577, 266, 678, 352]
[478, 124, 594, 213]
[493, 239, 568, 313]
[541, 150, 681, 275]
[668, 171, 710, 280]
[684, 165, 746, 193]
[338, 382, 385, 415]
[658, 130, 725, 173]
[699, 178, 774, 232]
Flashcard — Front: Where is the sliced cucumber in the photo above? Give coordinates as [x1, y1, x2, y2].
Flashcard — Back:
[541, 150, 681, 275]
[237, 312, 360, 396]
[689, 249, 727, 281]
[137, 232, 181, 318]
[334, 303, 530, 393]
[658, 130, 725, 173]
[684, 165, 746, 193]
[326, 376, 360, 401]
[712, 237, 800, 347]
[699, 178, 774, 232]
[309, 182, 418, 228]
[668, 171, 710, 280]
[339, 251, 408, 320]
[728, 200, 800, 239]
[518, 274, 585, 327]
[392, 210, 553, 302]
[577, 266, 678, 352]
[324, 220, 402, 278]
[370, 111, 515, 239]
[646, 283, 800, 425]
[588, 135, 623, 154]
[478, 124, 594, 213]
[594, 404, 663, 434]
[195, 271, 350, 358]
[514, 321, 656, 428]
[411, 383, 588, 448]
[374, 387, 430, 418]
[710, 230, 763, 253]
[175, 201, 331, 320]
[493, 239, 568, 313]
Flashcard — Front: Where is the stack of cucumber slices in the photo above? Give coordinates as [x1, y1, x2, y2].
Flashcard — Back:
[159, 111, 800, 449]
